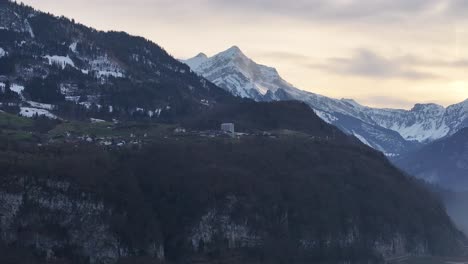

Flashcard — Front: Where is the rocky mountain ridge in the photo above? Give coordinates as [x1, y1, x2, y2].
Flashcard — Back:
[183, 47, 468, 155]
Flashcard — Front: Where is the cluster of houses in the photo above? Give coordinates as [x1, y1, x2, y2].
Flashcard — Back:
[174, 123, 278, 139]
[46, 132, 146, 148]
[44, 122, 284, 149]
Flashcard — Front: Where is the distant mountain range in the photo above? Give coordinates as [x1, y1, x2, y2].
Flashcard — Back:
[182, 47, 468, 155]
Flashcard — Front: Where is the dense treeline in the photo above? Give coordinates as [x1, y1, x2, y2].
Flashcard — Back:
[0, 133, 464, 264]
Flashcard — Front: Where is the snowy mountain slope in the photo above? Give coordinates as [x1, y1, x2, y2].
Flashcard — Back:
[183, 46, 297, 101]
[182, 47, 417, 154]
[357, 101, 468, 143]
[182, 47, 468, 154]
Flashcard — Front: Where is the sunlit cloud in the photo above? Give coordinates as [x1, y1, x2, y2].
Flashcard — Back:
[310, 49, 438, 80]
[359, 96, 419, 109]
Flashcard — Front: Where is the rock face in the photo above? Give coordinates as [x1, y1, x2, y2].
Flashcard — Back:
[0, 177, 163, 264]
[182, 48, 468, 155]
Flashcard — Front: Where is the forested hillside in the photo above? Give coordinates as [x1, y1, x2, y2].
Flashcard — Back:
[0, 0, 233, 122]
[0, 128, 465, 264]
[0, 1, 466, 264]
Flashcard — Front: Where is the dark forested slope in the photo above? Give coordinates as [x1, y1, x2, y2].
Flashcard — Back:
[395, 128, 468, 190]
[0, 130, 465, 264]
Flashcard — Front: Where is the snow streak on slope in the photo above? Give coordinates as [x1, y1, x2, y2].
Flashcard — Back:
[0, 47, 6, 58]
[44, 55, 75, 69]
[184, 53, 208, 70]
[20, 107, 57, 119]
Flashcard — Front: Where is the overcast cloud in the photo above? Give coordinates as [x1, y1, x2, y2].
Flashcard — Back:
[201, 0, 468, 22]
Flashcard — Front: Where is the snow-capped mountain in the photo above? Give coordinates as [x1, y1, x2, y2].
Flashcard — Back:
[182, 47, 468, 155]
[353, 100, 468, 143]
[183, 46, 296, 101]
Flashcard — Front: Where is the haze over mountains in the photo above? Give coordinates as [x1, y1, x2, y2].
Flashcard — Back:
[183, 47, 468, 156]
[395, 128, 468, 190]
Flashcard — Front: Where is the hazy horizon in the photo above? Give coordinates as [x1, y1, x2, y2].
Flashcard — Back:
[20, 0, 468, 109]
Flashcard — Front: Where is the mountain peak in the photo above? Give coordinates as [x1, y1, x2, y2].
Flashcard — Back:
[194, 52, 208, 59]
[227, 45, 241, 53]
[411, 103, 445, 113]
[219, 45, 246, 58]
[182, 52, 209, 70]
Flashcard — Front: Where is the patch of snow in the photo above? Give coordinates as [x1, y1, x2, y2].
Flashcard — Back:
[100, 141, 112, 146]
[90, 118, 106, 123]
[65, 96, 80, 103]
[314, 110, 338, 124]
[200, 99, 210, 106]
[131, 54, 139, 62]
[255, 84, 270, 95]
[79, 102, 92, 109]
[24, 19, 34, 38]
[353, 131, 373, 148]
[10, 84, 25, 99]
[154, 109, 162, 118]
[20, 107, 57, 119]
[97, 70, 124, 78]
[89, 56, 125, 79]
[0, 47, 6, 58]
[69, 42, 78, 53]
[79, 102, 102, 109]
[27, 101, 54, 110]
[44, 55, 75, 69]
[81, 69, 89, 75]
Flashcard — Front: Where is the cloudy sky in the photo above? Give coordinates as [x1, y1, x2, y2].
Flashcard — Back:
[21, 0, 468, 109]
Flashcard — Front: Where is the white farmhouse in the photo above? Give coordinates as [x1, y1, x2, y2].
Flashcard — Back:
[221, 123, 235, 136]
